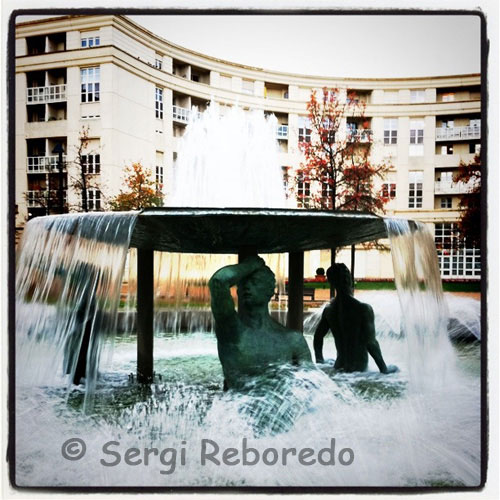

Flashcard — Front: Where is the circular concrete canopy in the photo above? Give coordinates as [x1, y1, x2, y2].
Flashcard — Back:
[130, 208, 390, 254]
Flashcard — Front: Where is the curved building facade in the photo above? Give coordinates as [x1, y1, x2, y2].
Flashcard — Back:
[14, 15, 482, 279]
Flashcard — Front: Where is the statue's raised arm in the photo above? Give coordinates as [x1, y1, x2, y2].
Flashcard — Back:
[208, 255, 313, 390]
[208, 256, 267, 339]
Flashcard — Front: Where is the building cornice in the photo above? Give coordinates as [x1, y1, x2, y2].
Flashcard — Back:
[15, 14, 481, 90]
[15, 44, 481, 117]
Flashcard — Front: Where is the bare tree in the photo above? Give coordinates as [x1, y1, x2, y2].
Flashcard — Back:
[70, 126, 102, 212]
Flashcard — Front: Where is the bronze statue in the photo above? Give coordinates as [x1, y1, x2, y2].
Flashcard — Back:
[314, 264, 398, 374]
[209, 256, 312, 389]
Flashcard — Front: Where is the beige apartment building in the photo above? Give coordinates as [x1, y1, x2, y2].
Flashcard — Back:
[14, 14, 482, 280]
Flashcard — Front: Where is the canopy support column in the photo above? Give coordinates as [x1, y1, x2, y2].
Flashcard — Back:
[287, 251, 304, 332]
[137, 248, 154, 383]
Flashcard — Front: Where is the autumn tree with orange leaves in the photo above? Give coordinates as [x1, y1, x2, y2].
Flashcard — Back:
[295, 88, 391, 282]
[109, 162, 164, 211]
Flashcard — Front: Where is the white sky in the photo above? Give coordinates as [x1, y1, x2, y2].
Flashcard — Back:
[14, 13, 481, 78]
[130, 14, 481, 78]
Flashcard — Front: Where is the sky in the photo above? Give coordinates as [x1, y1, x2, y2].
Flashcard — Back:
[129, 14, 481, 78]
[14, 12, 481, 79]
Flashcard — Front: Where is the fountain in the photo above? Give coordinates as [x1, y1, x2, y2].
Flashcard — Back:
[14, 105, 481, 487]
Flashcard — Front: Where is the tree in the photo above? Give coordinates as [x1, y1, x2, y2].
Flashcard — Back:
[70, 126, 102, 212]
[109, 162, 164, 211]
[295, 87, 391, 287]
[455, 153, 481, 248]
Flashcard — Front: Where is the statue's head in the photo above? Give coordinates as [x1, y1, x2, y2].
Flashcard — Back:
[326, 264, 353, 294]
[237, 266, 276, 307]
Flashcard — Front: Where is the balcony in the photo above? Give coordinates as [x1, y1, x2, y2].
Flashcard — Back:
[347, 129, 373, 143]
[27, 84, 67, 104]
[276, 125, 288, 139]
[26, 190, 67, 207]
[172, 106, 201, 124]
[435, 125, 480, 141]
[27, 155, 67, 174]
[26, 119, 67, 139]
[434, 180, 476, 195]
[434, 152, 478, 169]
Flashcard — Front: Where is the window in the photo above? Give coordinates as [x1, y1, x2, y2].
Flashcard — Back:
[441, 93, 455, 102]
[87, 189, 101, 211]
[297, 171, 310, 208]
[440, 197, 452, 208]
[281, 166, 290, 195]
[435, 222, 480, 278]
[408, 171, 423, 208]
[80, 67, 100, 103]
[321, 173, 333, 209]
[470, 119, 481, 128]
[346, 121, 358, 133]
[410, 90, 425, 103]
[384, 119, 398, 145]
[324, 89, 336, 102]
[442, 120, 454, 128]
[469, 143, 481, 154]
[321, 119, 335, 143]
[384, 91, 398, 104]
[440, 144, 453, 155]
[438, 171, 453, 188]
[81, 154, 100, 174]
[382, 183, 397, 199]
[155, 87, 163, 119]
[154, 58, 162, 70]
[156, 165, 164, 190]
[409, 119, 424, 156]
[81, 36, 100, 48]
[298, 117, 311, 143]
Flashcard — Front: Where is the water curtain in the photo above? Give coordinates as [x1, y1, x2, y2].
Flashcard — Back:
[385, 218, 455, 392]
[16, 212, 138, 409]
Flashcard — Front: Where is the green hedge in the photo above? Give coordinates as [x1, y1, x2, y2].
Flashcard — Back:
[303, 280, 480, 292]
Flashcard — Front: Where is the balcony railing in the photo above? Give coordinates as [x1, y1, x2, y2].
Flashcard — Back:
[434, 180, 476, 195]
[276, 125, 288, 139]
[436, 125, 480, 141]
[347, 129, 373, 143]
[26, 190, 67, 207]
[172, 106, 202, 123]
[27, 84, 67, 104]
[27, 155, 67, 174]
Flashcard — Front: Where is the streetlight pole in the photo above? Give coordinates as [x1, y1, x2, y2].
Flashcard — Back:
[52, 143, 64, 214]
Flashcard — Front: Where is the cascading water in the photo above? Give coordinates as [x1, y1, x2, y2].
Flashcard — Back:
[16, 212, 138, 409]
[384, 218, 457, 392]
[14, 105, 480, 487]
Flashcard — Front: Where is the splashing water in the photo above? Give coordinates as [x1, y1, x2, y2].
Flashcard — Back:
[167, 104, 288, 208]
[16, 332, 480, 487]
